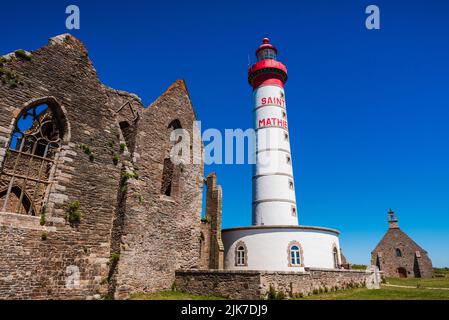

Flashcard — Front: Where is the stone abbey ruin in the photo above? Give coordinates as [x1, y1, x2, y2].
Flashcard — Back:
[0, 34, 223, 299]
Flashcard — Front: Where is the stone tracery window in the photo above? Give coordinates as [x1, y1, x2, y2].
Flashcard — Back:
[0, 103, 64, 216]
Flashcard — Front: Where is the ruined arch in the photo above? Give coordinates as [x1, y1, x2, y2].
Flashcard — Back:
[0, 185, 35, 216]
[0, 97, 69, 216]
[287, 240, 304, 268]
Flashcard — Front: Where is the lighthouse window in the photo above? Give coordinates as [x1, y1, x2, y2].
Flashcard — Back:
[291, 206, 297, 217]
[282, 111, 286, 119]
[284, 133, 289, 141]
[257, 49, 277, 61]
[286, 155, 291, 164]
[288, 180, 294, 190]
[290, 246, 301, 266]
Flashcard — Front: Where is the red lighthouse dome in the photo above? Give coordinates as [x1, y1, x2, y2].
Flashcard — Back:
[248, 38, 288, 89]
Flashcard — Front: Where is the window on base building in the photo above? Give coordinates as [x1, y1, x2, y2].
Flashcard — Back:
[235, 241, 248, 267]
[396, 248, 402, 257]
[290, 245, 301, 266]
[291, 206, 297, 217]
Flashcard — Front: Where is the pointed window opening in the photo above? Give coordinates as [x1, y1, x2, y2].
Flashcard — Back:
[0, 103, 64, 216]
[161, 158, 174, 197]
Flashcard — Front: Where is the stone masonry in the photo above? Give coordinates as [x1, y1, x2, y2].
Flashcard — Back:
[371, 210, 433, 278]
[175, 269, 374, 300]
[0, 34, 220, 299]
[199, 173, 225, 270]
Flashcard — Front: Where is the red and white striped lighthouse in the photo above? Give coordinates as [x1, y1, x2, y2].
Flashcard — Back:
[222, 38, 342, 272]
[249, 38, 298, 226]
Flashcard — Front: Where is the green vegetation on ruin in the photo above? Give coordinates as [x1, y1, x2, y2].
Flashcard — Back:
[65, 200, 83, 224]
[14, 49, 32, 61]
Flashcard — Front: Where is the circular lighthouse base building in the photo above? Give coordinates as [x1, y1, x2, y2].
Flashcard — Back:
[223, 225, 342, 272]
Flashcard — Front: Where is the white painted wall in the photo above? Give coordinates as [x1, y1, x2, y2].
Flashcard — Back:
[223, 227, 341, 271]
[253, 84, 298, 226]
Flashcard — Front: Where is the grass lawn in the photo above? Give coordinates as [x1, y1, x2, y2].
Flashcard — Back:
[385, 277, 449, 289]
[129, 291, 224, 300]
[129, 277, 449, 300]
[299, 277, 449, 300]
[298, 286, 449, 300]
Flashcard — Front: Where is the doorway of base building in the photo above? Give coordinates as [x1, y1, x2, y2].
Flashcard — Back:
[397, 267, 407, 278]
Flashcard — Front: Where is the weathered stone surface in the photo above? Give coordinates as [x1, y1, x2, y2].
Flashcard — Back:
[175, 268, 374, 300]
[371, 211, 433, 278]
[0, 34, 212, 300]
[200, 173, 224, 270]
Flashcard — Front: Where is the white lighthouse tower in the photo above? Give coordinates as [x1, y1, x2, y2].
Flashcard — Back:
[222, 38, 342, 272]
[249, 38, 298, 226]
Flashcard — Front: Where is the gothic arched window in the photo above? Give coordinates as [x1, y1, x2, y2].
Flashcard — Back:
[0, 103, 65, 216]
[396, 248, 402, 257]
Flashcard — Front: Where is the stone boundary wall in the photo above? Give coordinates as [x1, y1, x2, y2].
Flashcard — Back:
[175, 270, 262, 300]
[175, 268, 373, 300]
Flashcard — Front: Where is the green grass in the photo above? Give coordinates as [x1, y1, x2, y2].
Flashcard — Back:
[385, 277, 449, 289]
[298, 286, 449, 300]
[129, 291, 225, 300]
[298, 277, 449, 300]
[129, 277, 449, 301]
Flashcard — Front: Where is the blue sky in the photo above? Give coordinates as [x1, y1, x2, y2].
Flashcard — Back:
[2, 0, 448, 266]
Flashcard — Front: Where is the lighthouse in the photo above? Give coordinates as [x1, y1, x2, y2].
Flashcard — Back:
[249, 38, 298, 226]
[222, 38, 342, 272]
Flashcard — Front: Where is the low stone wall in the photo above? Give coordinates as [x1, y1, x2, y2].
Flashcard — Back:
[175, 270, 261, 300]
[175, 268, 373, 300]
[260, 268, 369, 299]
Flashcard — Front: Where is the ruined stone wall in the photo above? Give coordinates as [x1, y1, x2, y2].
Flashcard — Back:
[175, 269, 373, 300]
[0, 34, 128, 299]
[200, 173, 224, 270]
[371, 228, 434, 278]
[113, 80, 205, 298]
[0, 34, 220, 300]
